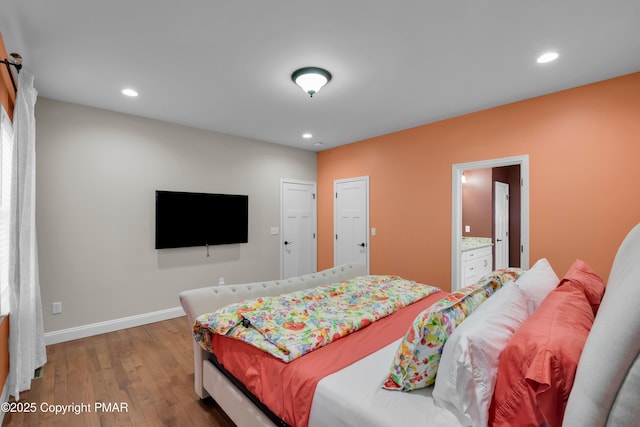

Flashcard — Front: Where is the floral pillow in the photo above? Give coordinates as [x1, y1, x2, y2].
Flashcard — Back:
[383, 268, 523, 391]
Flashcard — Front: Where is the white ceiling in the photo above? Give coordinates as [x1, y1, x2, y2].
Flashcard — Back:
[1, 1, 639, 151]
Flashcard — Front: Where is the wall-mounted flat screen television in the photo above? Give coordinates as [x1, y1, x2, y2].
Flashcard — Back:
[155, 190, 248, 249]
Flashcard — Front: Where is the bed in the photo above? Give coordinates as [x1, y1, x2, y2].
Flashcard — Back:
[179, 222, 640, 427]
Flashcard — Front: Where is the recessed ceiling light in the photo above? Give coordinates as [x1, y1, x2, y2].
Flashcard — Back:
[122, 88, 139, 97]
[302, 133, 313, 139]
[314, 142, 324, 147]
[537, 52, 559, 64]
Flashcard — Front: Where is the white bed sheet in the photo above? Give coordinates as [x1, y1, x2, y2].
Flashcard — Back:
[308, 338, 463, 427]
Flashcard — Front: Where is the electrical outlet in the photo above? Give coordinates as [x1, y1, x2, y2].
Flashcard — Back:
[219, 277, 225, 286]
[465, 225, 471, 233]
[52, 302, 62, 314]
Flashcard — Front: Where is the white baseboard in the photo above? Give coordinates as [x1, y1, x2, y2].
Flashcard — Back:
[44, 306, 186, 346]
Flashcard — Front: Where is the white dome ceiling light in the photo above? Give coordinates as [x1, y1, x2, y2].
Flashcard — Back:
[291, 67, 332, 97]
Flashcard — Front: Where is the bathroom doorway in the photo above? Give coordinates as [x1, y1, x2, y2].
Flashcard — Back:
[452, 155, 530, 291]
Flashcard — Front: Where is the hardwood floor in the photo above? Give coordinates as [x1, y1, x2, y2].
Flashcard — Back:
[3, 317, 236, 427]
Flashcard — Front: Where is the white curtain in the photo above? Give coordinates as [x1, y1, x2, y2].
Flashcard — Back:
[7, 70, 46, 399]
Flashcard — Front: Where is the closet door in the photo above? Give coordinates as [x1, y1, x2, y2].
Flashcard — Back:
[334, 177, 369, 273]
[281, 180, 316, 279]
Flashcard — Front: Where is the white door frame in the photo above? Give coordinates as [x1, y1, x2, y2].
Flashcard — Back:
[452, 155, 529, 291]
[334, 176, 370, 273]
[280, 179, 317, 279]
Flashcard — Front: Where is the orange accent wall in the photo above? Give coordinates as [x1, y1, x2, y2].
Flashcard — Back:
[0, 33, 16, 120]
[318, 72, 640, 291]
[0, 32, 13, 392]
[0, 317, 8, 390]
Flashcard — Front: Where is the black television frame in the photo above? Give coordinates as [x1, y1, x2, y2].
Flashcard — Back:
[155, 190, 248, 249]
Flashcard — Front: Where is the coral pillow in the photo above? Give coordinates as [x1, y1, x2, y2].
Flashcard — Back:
[384, 268, 523, 391]
[559, 258, 606, 315]
[489, 260, 605, 427]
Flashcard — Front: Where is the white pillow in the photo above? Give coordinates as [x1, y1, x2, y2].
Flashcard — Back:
[517, 258, 560, 315]
[433, 282, 529, 426]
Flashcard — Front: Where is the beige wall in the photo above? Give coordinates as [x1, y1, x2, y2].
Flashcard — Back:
[35, 98, 316, 333]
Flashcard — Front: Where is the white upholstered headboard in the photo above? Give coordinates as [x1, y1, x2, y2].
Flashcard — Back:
[180, 262, 367, 326]
[563, 223, 640, 427]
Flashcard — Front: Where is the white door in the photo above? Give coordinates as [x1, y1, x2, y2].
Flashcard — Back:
[494, 182, 509, 269]
[281, 180, 317, 279]
[334, 177, 369, 272]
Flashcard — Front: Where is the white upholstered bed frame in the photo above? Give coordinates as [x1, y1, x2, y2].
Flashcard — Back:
[180, 262, 368, 426]
[179, 223, 640, 427]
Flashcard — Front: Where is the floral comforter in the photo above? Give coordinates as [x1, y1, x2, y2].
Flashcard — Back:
[193, 275, 440, 362]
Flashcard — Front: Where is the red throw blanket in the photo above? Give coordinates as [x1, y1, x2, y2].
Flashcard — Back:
[210, 289, 446, 427]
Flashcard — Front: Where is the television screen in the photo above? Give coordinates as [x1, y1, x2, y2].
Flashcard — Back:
[155, 190, 248, 249]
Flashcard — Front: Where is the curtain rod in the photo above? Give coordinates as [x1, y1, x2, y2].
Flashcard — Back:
[0, 53, 23, 94]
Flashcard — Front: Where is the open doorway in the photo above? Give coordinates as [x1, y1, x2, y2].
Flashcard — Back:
[462, 166, 521, 269]
[452, 155, 530, 291]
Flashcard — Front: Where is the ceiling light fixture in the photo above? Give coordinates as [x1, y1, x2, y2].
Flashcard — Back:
[122, 88, 139, 97]
[537, 52, 559, 64]
[302, 133, 313, 139]
[291, 67, 332, 97]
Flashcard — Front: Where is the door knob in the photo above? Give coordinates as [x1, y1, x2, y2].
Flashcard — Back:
[284, 241, 293, 245]
[357, 243, 366, 247]
[496, 239, 503, 242]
